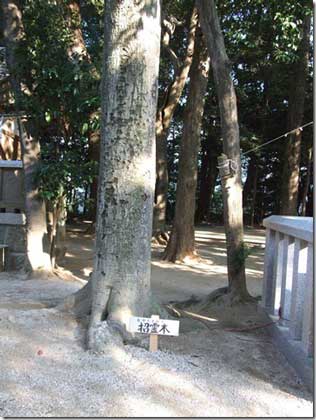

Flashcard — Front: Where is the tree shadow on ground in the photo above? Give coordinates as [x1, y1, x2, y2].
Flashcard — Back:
[0, 301, 312, 417]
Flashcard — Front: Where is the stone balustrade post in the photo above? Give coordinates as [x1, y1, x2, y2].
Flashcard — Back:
[302, 242, 314, 357]
[261, 216, 313, 390]
[289, 239, 308, 340]
[261, 228, 276, 310]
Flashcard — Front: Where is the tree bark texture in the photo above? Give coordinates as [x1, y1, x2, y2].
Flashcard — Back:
[280, 15, 311, 216]
[197, 0, 250, 300]
[66, 1, 89, 60]
[87, 121, 100, 222]
[88, 0, 161, 344]
[46, 195, 67, 267]
[163, 30, 210, 262]
[19, 119, 51, 271]
[153, 7, 198, 237]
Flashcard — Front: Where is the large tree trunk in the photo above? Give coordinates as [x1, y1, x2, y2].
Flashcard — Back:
[153, 7, 198, 240]
[2, 0, 51, 272]
[163, 30, 210, 262]
[280, 15, 311, 215]
[86, 0, 161, 349]
[197, 0, 251, 302]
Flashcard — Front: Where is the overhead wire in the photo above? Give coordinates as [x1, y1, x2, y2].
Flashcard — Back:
[241, 121, 313, 157]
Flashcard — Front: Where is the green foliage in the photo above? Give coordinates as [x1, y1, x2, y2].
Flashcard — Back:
[232, 242, 251, 271]
[8, 0, 103, 214]
[1, 0, 312, 221]
[36, 144, 98, 204]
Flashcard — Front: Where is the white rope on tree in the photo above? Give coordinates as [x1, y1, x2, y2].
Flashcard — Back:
[242, 121, 313, 157]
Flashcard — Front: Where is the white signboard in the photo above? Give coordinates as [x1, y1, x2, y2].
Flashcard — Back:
[128, 316, 179, 336]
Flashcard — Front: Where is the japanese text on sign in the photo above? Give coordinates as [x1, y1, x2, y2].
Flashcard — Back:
[128, 316, 179, 336]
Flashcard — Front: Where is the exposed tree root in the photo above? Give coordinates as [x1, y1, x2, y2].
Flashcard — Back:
[87, 320, 125, 352]
[165, 287, 263, 332]
[56, 280, 92, 318]
[56, 275, 175, 352]
[166, 287, 258, 316]
[26, 268, 57, 280]
[202, 287, 257, 307]
[162, 247, 200, 263]
[152, 230, 170, 246]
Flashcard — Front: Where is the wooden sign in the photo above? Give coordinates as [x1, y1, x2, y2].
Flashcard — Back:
[128, 315, 180, 352]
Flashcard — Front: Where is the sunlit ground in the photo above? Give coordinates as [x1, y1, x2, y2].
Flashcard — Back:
[0, 223, 313, 417]
[62, 223, 266, 303]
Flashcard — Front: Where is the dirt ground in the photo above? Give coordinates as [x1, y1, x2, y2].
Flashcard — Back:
[0, 223, 313, 417]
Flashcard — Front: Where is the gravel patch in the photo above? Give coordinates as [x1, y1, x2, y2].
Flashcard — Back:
[0, 279, 313, 417]
[0, 226, 313, 417]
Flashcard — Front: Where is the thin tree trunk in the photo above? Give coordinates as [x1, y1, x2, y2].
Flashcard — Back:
[249, 164, 258, 227]
[242, 156, 255, 208]
[197, 0, 252, 301]
[66, 1, 89, 59]
[86, 0, 161, 349]
[196, 143, 218, 223]
[243, 155, 258, 226]
[196, 141, 209, 222]
[54, 195, 67, 265]
[153, 7, 198, 239]
[163, 30, 210, 262]
[65, 0, 99, 78]
[280, 15, 311, 215]
[305, 177, 313, 216]
[300, 146, 313, 216]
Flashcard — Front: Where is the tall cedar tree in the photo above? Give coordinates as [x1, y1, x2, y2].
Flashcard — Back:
[197, 0, 252, 302]
[163, 28, 210, 262]
[280, 15, 311, 215]
[153, 6, 198, 242]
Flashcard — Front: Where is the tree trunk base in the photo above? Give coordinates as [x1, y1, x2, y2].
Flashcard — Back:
[87, 320, 126, 352]
[168, 286, 257, 313]
[55, 279, 173, 351]
[204, 287, 257, 306]
[162, 244, 200, 263]
[152, 230, 170, 246]
[26, 267, 56, 279]
[165, 287, 264, 332]
[56, 280, 92, 318]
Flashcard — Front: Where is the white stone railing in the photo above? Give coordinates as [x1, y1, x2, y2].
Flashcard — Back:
[261, 216, 313, 357]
